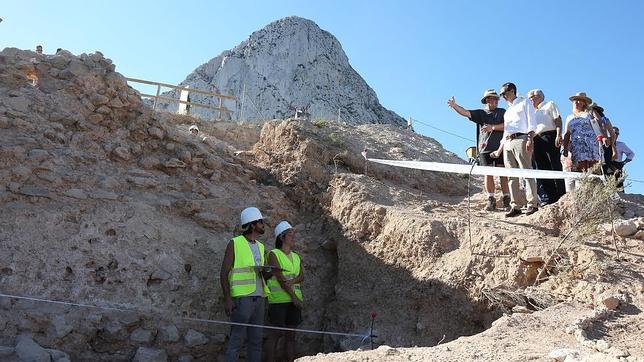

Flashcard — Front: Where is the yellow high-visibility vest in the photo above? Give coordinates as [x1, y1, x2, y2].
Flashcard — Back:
[229, 235, 270, 297]
[267, 249, 303, 304]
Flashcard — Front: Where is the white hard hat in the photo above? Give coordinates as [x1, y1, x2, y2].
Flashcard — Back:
[189, 125, 199, 132]
[240, 207, 264, 226]
[274, 221, 293, 238]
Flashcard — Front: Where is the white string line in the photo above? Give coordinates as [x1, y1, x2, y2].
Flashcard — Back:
[0, 293, 370, 339]
[411, 118, 475, 142]
[363, 157, 601, 180]
[409, 119, 643, 184]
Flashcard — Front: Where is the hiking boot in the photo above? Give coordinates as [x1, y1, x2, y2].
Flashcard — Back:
[502, 195, 511, 210]
[505, 208, 522, 217]
[485, 196, 496, 211]
[525, 206, 539, 216]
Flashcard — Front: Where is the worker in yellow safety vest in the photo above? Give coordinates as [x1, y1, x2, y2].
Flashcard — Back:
[220, 207, 272, 362]
[265, 221, 304, 362]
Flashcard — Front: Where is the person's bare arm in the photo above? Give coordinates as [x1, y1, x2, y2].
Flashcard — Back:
[490, 142, 505, 159]
[220, 241, 234, 316]
[447, 96, 471, 118]
[563, 126, 571, 157]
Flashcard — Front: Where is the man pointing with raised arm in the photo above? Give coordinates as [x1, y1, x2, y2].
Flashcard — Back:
[448, 89, 510, 211]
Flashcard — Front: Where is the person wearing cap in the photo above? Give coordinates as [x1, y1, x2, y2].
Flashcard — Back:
[499, 82, 539, 217]
[188, 125, 199, 136]
[265, 221, 304, 362]
[563, 92, 604, 174]
[448, 89, 510, 211]
[220, 207, 272, 362]
[527, 89, 566, 206]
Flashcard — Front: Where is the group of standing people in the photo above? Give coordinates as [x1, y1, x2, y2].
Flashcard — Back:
[220, 207, 303, 362]
[448, 82, 634, 217]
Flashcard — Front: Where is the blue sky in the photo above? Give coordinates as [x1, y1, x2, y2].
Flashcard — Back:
[2, 0, 643, 193]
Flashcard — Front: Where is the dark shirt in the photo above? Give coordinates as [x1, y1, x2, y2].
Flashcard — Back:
[469, 108, 506, 154]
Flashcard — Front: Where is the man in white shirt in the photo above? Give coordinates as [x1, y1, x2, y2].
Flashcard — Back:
[528, 89, 565, 206]
[500, 82, 539, 217]
[613, 127, 634, 163]
[607, 127, 635, 188]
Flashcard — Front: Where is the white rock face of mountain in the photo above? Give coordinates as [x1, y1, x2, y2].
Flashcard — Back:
[165, 16, 405, 125]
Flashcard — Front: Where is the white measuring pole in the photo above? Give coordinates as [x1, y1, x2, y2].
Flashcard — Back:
[177, 85, 190, 115]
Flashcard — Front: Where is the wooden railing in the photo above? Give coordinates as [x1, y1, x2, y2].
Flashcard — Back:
[125, 77, 236, 118]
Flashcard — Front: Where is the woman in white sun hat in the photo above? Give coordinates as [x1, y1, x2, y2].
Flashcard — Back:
[265, 220, 304, 362]
[563, 92, 603, 172]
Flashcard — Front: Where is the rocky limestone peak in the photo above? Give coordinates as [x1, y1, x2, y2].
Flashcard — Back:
[164, 16, 406, 125]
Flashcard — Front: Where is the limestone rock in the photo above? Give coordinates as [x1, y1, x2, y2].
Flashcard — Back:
[595, 339, 611, 352]
[95, 105, 111, 115]
[184, 329, 208, 347]
[120, 314, 141, 329]
[108, 97, 125, 108]
[88, 113, 103, 123]
[634, 230, 644, 241]
[132, 347, 168, 362]
[15, 335, 50, 362]
[150, 269, 172, 281]
[178, 150, 192, 163]
[63, 188, 88, 199]
[17, 186, 51, 198]
[130, 328, 155, 344]
[203, 156, 222, 170]
[89, 190, 118, 200]
[601, 296, 620, 310]
[148, 127, 165, 140]
[28, 149, 50, 162]
[113, 146, 131, 160]
[376, 345, 399, 356]
[52, 315, 73, 338]
[547, 348, 581, 361]
[511, 305, 532, 314]
[163, 158, 186, 168]
[140, 156, 162, 169]
[158, 324, 179, 343]
[4, 96, 31, 113]
[90, 93, 110, 106]
[45, 348, 71, 361]
[101, 321, 127, 341]
[614, 220, 637, 237]
[67, 60, 89, 76]
[162, 16, 405, 125]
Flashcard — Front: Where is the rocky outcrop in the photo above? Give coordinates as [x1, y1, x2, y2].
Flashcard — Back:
[162, 16, 406, 126]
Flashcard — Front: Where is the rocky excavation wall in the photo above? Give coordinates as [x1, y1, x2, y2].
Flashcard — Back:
[0, 48, 341, 361]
